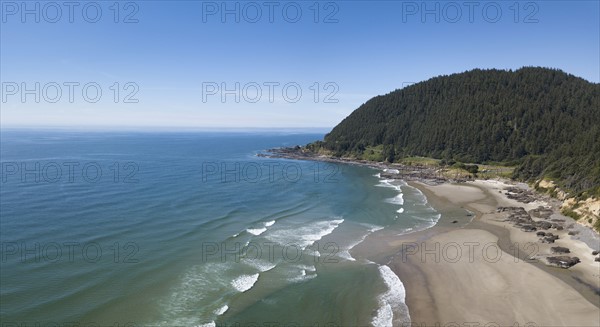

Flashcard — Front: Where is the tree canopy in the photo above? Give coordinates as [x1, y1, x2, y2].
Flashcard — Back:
[314, 67, 600, 196]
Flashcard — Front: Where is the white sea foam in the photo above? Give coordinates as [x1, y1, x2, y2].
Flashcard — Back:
[287, 264, 318, 283]
[364, 224, 384, 233]
[375, 179, 396, 188]
[214, 305, 228, 316]
[338, 249, 357, 261]
[298, 219, 344, 248]
[340, 224, 386, 261]
[397, 208, 404, 213]
[159, 262, 233, 326]
[409, 184, 429, 205]
[264, 220, 276, 227]
[415, 213, 442, 225]
[339, 233, 369, 261]
[385, 193, 404, 205]
[376, 178, 405, 207]
[231, 273, 259, 292]
[396, 212, 441, 236]
[399, 227, 414, 235]
[372, 304, 393, 327]
[247, 227, 267, 236]
[306, 248, 321, 257]
[372, 265, 410, 327]
[244, 258, 277, 272]
[299, 264, 316, 272]
[266, 218, 344, 250]
[197, 321, 216, 327]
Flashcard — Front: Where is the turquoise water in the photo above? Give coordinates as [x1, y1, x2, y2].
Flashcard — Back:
[0, 130, 440, 326]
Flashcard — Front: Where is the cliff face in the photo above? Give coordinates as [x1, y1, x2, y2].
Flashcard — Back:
[538, 180, 600, 232]
[562, 197, 600, 231]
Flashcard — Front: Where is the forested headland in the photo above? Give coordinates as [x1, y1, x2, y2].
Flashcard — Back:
[307, 67, 600, 199]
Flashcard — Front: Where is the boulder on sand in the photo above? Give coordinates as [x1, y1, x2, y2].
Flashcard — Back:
[547, 256, 580, 268]
[536, 221, 552, 230]
[551, 246, 570, 254]
[541, 234, 559, 243]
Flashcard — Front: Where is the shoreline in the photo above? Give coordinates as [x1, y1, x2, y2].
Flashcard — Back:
[262, 150, 600, 325]
[391, 180, 600, 326]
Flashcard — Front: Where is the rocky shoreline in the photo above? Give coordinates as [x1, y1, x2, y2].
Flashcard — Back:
[260, 146, 600, 264]
[259, 147, 455, 185]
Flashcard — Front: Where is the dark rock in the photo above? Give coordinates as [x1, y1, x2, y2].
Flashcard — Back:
[547, 256, 580, 268]
[536, 231, 546, 237]
[452, 220, 458, 224]
[592, 250, 599, 255]
[536, 221, 552, 230]
[541, 234, 559, 243]
[568, 231, 580, 236]
[521, 225, 537, 232]
[530, 206, 554, 219]
[505, 187, 537, 203]
[551, 247, 570, 254]
[595, 256, 600, 262]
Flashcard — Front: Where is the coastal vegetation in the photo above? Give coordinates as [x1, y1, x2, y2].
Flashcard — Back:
[304, 67, 600, 230]
[307, 67, 599, 199]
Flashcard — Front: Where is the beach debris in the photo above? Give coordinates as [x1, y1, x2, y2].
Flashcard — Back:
[547, 256, 580, 268]
[551, 247, 570, 254]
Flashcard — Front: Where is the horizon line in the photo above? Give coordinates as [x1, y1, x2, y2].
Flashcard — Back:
[0, 125, 333, 133]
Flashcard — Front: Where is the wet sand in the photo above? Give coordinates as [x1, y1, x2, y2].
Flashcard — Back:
[390, 180, 600, 326]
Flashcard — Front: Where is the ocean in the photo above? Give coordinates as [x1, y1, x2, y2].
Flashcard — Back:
[0, 130, 441, 326]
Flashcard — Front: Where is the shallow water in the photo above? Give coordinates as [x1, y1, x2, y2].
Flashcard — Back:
[1, 130, 442, 326]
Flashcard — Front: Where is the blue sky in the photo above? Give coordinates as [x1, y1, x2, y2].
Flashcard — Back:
[1, 0, 598, 129]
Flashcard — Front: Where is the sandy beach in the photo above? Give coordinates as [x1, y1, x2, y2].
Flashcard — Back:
[391, 180, 600, 326]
